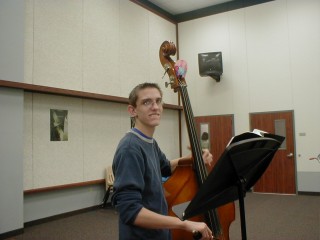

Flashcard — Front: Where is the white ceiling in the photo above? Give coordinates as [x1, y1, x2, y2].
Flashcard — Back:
[147, 0, 235, 15]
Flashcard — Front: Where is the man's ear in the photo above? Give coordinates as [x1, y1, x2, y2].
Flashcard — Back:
[128, 105, 136, 117]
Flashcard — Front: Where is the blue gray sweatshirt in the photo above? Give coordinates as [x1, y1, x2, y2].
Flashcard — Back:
[112, 129, 172, 240]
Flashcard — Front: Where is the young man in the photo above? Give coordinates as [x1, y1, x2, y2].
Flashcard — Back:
[112, 82, 214, 240]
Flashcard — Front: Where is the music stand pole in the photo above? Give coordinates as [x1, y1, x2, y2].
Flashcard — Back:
[237, 178, 247, 240]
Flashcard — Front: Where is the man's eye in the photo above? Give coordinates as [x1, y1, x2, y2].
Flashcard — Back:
[143, 100, 152, 106]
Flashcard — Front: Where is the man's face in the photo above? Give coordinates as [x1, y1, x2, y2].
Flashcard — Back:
[131, 87, 163, 129]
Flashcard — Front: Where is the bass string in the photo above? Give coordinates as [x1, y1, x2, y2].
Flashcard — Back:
[179, 82, 222, 235]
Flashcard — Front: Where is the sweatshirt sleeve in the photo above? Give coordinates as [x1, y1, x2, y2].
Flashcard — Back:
[112, 146, 145, 224]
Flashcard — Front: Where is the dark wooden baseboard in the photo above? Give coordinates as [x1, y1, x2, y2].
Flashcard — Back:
[0, 228, 24, 240]
[298, 191, 320, 196]
[24, 179, 105, 194]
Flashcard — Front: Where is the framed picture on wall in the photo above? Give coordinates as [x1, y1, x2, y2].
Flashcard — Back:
[50, 109, 68, 141]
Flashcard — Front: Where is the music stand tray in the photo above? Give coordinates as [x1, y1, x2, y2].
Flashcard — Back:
[172, 132, 285, 240]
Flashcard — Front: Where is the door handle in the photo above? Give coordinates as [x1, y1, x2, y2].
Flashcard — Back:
[287, 153, 293, 157]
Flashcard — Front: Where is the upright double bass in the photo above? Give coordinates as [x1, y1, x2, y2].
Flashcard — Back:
[160, 41, 235, 240]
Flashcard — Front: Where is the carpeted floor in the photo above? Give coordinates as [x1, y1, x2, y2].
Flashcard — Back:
[229, 193, 320, 240]
[6, 192, 320, 240]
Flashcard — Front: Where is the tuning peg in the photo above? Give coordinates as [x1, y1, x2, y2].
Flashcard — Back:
[162, 68, 169, 79]
[165, 82, 170, 88]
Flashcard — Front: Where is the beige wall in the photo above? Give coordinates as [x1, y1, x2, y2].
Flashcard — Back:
[23, 0, 179, 190]
[178, 0, 320, 176]
[22, 0, 320, 190]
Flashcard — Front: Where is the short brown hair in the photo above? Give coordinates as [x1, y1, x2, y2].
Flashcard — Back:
[128, 82, 163, 107]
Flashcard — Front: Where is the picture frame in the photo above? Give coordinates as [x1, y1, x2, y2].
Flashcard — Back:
[50, 109, 68, 141]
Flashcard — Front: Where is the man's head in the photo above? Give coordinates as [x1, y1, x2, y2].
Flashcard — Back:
[128, 83, 163, 132]
[128, 82, 163, 107]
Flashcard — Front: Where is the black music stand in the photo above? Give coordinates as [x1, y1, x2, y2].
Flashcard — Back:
[172, 132, 285, 240]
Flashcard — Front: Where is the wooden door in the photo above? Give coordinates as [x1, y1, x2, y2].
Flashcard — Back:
[194, 115, 234, 169]
[250, 111, 296, 194]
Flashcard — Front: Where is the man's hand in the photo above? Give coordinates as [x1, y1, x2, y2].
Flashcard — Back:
[171, 147, 213, 173]
[201, 148, 213, 167]
[184, 220, 213, 240]
[186, 146, 213, 167]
